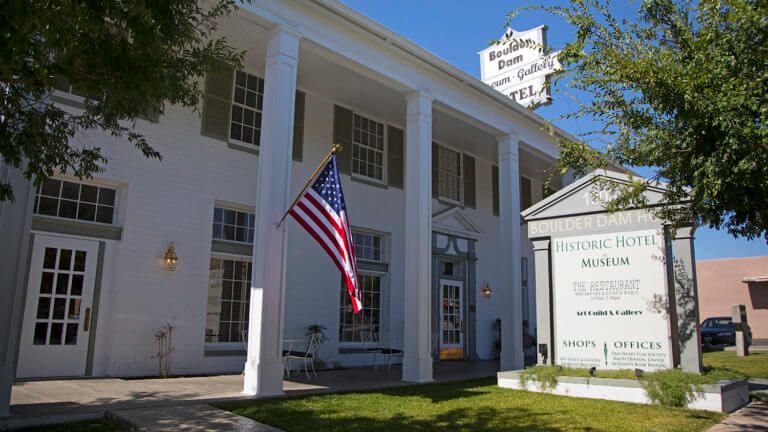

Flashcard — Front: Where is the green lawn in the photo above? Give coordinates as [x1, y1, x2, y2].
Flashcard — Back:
[703, 350, 768, 378]
[220, 378, 724, 432]
[15, 418, 122, 432]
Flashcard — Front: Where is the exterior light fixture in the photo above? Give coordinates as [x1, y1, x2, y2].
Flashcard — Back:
[481, 282, 492, 297]
[163, 242, 178, 271]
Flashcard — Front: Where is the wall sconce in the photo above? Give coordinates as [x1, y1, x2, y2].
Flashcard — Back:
[481, 282, 492, 297]
[163, 242, 178, 271]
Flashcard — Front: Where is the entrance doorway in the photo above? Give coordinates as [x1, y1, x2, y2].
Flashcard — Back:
[439, 279, 464, 360]
[17, 235, 100, 378]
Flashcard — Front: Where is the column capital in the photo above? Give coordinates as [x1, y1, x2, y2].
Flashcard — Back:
[531, 238, 551, 251]
[405, 90, 434, 121]
[671, 225, 697, 240]
[266, 24, 301, 61]
[496, 134, 520, 159]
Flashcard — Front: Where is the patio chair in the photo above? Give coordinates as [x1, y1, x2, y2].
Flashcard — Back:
[431, 332, 441, 375]
[284, 333, 320, 380]
[375, 332, 403, 372]
[360, 330, 382, 368]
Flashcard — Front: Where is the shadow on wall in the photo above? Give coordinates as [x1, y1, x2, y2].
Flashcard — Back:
[747, 282, 768, 309]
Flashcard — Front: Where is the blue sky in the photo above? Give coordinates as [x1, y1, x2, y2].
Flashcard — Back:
[339, 0, 768, 261]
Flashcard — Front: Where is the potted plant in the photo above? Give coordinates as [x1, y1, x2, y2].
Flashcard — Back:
[304, 324, 329, 369]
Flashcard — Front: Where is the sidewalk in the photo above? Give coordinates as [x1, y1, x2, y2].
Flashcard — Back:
[3, 360, 499, 429]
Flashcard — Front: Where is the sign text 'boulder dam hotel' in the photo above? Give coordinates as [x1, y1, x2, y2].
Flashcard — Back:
[478, 26, 562, 107]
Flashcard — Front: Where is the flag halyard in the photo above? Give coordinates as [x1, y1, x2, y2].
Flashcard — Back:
[289, 155, 362, 313]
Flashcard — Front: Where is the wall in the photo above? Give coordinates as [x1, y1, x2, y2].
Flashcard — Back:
[696, 256, 768, 343]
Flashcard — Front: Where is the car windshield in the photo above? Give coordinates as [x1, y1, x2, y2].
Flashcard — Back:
[702, 318, 732, 328]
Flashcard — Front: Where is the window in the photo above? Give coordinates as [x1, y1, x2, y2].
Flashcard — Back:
[212, 207, 255, 244]
[339, 273, 381, 343]
[521, 176, 533, 210]
[436, 145, 462, 202]
[352, 114, 385, 181]
[339, 231, 385, 343]
[34, 179, 116, 224]
[230, 70, 264, 147]
[205, 257, 251, 344]
[353, 231, 381, 261]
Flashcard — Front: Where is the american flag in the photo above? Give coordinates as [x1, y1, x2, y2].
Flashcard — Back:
[289, 155, 362, 313]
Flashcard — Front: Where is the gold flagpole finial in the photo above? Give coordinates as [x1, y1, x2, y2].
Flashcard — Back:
[332, 143, 342, 153]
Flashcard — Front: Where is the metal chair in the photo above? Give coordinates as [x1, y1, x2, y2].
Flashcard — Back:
[284, 333, 320, 379]
[375, 332, 403, 372]
[360, 330, 382, 368]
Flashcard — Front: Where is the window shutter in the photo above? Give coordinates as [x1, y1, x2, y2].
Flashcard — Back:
[201, 68, 234, 141]
[463, 154, 476, 208]
[292, 90, 305, 162]
[333, 105, 353, 174]
[520, 176, 533, 210]
[432, 142, 439, 199]
[492, 165, 499, 216]
[387, 126, 405, 189]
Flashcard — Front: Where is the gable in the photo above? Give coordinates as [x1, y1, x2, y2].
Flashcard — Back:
[521, 170, 673, 221]
[432, 207, 482, 239]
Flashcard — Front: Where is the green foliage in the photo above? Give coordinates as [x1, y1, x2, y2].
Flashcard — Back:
[0, 0, 247, 201]
[221, 377, 725, 432]
[640, 369, 704, 407]
[703, 350, 768, 378]
[505, 0, 768, 241]
[519, 365, 560, 391]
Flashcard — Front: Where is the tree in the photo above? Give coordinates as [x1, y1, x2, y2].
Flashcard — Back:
[0, 0, 246, 201]
[505, 0, 768, 240]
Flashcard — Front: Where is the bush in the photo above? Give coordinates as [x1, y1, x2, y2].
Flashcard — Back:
[640, 369, 704, 407]
[519, 366, 560, 391]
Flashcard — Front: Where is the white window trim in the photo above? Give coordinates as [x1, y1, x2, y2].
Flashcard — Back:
[349, 110, 388, 185]
[228, 70, 264, 149]
[338, 270, 385, 345]
[212, 201, 256, 246]
[204, 253, 252, 347]
[434, 141, 464, 206]
[34, 175, 121, 226]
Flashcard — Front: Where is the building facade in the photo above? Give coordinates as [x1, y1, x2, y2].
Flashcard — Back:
[697, 255, 768, 345]
[0, 0, 578, 411]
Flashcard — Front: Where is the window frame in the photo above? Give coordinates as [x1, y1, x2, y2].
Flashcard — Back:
[33, 177, 120, 226]
[350, 110, 388, 185]
[433, 141, 475, 206]
[338, 228, 389, 345]
[204, 252, 253, 350]
[211, 203, 256, 245]
[228, 70, 265, 149]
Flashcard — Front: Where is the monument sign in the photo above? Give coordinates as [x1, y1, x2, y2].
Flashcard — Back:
[522, 170, 702, 372]
[478, 25, 562, 107]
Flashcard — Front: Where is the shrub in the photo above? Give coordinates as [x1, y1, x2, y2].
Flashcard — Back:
[640, 369, 704, 407]
[519, 366, 560, 391]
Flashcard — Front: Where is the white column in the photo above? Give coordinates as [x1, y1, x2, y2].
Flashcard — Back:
[402, 91, 434, 382]
[243, 24, 300, 396]
[497, 134, 524, 371]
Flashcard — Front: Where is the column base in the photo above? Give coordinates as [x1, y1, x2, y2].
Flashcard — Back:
[402, 355, 433, 383]
[243, 357, 285, 397]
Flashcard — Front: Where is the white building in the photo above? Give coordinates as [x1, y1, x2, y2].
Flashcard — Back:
[0, 0, 581, 412]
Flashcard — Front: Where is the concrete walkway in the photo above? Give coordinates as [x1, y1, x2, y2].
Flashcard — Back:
[707, 400, 768, 432]
[109, 404, 283, 432]
[3, 360, 499, 429]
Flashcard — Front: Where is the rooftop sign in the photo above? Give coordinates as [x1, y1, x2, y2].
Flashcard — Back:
[478, 26, 562, 108]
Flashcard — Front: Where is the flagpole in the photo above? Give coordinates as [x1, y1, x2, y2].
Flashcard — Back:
[276, 143, 342, 228]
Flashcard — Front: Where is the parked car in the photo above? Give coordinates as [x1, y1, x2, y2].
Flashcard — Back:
[701, 317, 752, 346]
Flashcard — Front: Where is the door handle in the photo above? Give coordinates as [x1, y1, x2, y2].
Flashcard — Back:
[84, 308, 91, 331]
